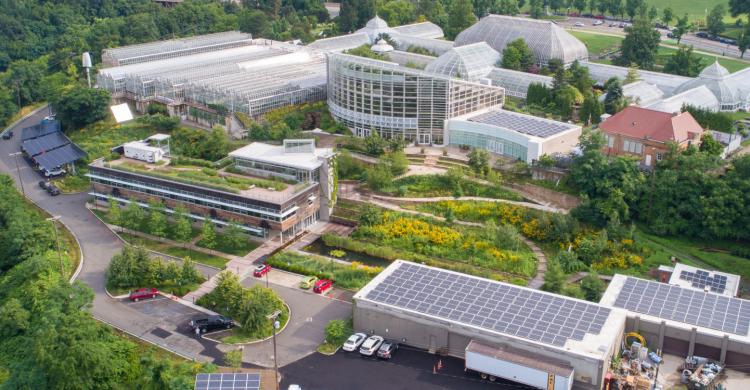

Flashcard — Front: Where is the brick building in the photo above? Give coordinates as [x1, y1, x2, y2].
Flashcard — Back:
[599, 106, 704, 168]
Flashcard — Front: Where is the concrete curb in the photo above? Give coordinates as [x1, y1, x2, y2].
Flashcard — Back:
[202, 302, 292, 346]
[1, 104, 48, 135]
[57, 217, 85, 283]
[316, 344, 341, 356]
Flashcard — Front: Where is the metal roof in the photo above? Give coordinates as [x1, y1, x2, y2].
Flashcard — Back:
[455, 15, 588, 65]
[468, 109, 577, 138]
[33, 143, 86, 171]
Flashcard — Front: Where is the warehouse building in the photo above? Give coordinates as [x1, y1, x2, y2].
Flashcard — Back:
[88, 139, 334, 241]
[353, 261, 626, 390]
[454, 15, 588, 66]
[600, 275, 750, 372]
[444, 108, 582, 163]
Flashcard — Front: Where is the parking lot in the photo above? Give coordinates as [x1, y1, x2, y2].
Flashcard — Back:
[280, 347, 533, 390]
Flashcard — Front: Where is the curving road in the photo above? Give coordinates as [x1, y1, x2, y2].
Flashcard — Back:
[0, 109, 351, 368]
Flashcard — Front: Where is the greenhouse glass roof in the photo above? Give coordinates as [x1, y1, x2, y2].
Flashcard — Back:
[454, 15, 588, 65]
[646, 86, 720, 113]
[582, 62, 690, 95]
[609, 81, 665, 107]
[101, 32, 253, 66]
[486, 68, 553, 98]
[307, 33, 371, 52]
[673, 62, 740, 107]
[393, 35, 454, 55]
[392, 22, 444, 39]
[424, 43, 500, 81]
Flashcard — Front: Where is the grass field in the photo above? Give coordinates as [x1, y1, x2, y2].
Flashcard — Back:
[570, 30, 750, 72]
[642, 0, 740, 23]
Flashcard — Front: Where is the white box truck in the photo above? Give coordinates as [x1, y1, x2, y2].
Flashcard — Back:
[464, 341, 574, 390]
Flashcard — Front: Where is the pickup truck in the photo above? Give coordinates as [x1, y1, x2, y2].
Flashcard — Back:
[189, 315, 234, 333]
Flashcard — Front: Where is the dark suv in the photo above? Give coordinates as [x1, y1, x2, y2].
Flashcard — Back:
[189, 315, 234, 333]
[39, 181, 60, 196]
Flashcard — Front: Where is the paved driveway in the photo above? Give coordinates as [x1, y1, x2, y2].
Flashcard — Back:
[280, 347, 532, 390]
[237, 274, 353, 367]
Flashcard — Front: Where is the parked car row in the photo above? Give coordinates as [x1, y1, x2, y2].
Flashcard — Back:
[298, 274, 333, 293]
[695, 31, 737, 45]
[342, 332, 399, 359]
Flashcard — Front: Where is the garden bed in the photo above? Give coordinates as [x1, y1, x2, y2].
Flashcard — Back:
[379, 174, 522, 200]
[196, 234, 260, 257]
[215, 304, 290, 344]
[266, 251, 382, 290]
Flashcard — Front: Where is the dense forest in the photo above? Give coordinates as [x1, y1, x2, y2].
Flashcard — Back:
[0, 174, 212, 388]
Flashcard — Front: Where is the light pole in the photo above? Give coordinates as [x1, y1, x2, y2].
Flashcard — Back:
[267, 309, 282, 390]
[46, 216, 65, 277]
[9, 152, 25, 197]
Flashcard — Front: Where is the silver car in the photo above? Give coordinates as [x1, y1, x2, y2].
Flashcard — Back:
[342, 332, 367, 352]
[359, 335, 384, 356]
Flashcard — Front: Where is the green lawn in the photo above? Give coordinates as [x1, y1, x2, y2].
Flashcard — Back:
[216, 305, 290, 344]
[655, 46, 750, 73]
[54, 171, 91, 193]
[643, 0, 739, 23]
[119, 232, 228, 269]
[196, 234, 260, 257]
[570, 31, 623, 59]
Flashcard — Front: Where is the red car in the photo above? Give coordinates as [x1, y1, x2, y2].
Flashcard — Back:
[253, 263, 271, 277]
[313, 279, 332, 293]
[129, 288, 159, 302]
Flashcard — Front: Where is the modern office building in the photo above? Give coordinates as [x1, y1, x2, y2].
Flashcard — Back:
[444, 108, 582, 163]
[88, 139, 334, 241]
[600, 275, 750, 371]
[454, 15, 589, 66]
[353, 260, 626, 390]
[327, 53, 505, 144]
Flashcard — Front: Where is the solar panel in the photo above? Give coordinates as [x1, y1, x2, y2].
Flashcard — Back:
[194, 373, 260, 390]
[613, 277, 750, 336]
[365, 262, 611, 348]
[21, 121, 60, 141]
[22, 132, 70, 157]
[678, 270, 727, 294]
[468, 110, 574, 138]
[32, 143, 86, 171]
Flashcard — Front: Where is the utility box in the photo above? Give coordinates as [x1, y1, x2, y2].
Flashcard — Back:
[465, 341, 574, 390]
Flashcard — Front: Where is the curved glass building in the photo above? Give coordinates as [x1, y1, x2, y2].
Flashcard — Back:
[327, 53, 505, 144]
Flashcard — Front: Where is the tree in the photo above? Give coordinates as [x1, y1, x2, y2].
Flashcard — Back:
[121, 202, 145, 232]
[52, 86, 111, 130]
[615, 14, 661, 69]
[383, 151, 409, 176]
[107, 197, 121, 228]
[338, 0, 359, 32]
[468, 148, 491, 176]
[501, 38, 534, 71]
[603, 78, 626, 114]
[699, 132, 724, 156]
[588, 0, 598, 15]
[739, 23, 750, 58]
[224, 349, 243, 370]
[365, 162, 394, 191]
[542, 259, 566, 293]
[555, 84, 584, 120]
[526, 83, 553, 106]
[200, 219, 217, 250]
[358, 204, 383, 226]
[648, 6, 658, 22]
[729, 0, 750, 18]
[574, 0, 587, 14]
[363, 129, 387, 156]
[147, 200, 167, 238]
[663, 45, 705, 76]
[579, 93, 604, 125]
[172, 206, 193, 245]
[238, 9, 271, 37]
[662, 7, 674, 26]
[625, 0, 644, 20]
[608, 0, 622, 18]
[706, 4, 726, 37]
[446, 0, 477, 40]
[224, 220, 246, 251]
[580, 272, 606, 301]
[672, 14, 690, 44]
[325, 319, 352, 346]
[529, 0, 544, 18]
[378, 0, 416, 26]
[624, 66, 641, 84]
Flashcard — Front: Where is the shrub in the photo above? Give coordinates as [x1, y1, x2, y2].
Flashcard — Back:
[106, 247, 204, 293]
[325, 319, 352, 346]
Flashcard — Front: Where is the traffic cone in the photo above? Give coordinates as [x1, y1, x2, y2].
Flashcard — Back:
[438, 359, 443, 370]
[433, 364, 437, 374]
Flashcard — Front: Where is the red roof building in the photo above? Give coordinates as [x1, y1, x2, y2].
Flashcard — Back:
[599, 106, 704, 167]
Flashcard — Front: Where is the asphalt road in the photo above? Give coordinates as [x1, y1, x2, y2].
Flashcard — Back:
[280, 348, 533, 390]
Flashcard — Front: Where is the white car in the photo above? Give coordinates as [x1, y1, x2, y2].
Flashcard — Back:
[359, 335, 384, 356]
[574, 22, 585, 27]
[593, 20, 603, 26]
[342, 332, 367, 352]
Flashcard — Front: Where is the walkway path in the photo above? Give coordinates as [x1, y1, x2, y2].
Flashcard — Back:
[524, 236, 548, 290]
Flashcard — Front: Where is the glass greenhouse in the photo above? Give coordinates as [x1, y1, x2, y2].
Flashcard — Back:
[646, 86, 720, 113]
[424, 42, 500, 81]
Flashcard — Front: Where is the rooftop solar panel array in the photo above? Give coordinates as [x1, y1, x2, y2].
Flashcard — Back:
[22, 132, 69, 156]
[613, 277, 750, 336]
[365, 262, 611, 347]
[194, 373, 260, 390]
[468, 110, 574, 138]
[21, 121, 60, 141]
[679, 270, 727, 294]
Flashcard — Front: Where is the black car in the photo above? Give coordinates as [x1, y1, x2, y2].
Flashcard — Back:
[1, 131, 12, 140]
[376, 340, 399, 359]
[190, 315, 234, 333]
[39, 181, 60, 196]
[696, 32, 709, 38]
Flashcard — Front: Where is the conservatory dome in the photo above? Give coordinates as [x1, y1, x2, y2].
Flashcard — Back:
[424, 42, 500, 81]
[673, 61, 740, 111]
[357, 15, 396, 41]
[454, 14, 588, 66]
[371, 39, 394, 53]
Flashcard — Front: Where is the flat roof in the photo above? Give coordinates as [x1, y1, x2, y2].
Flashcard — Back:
[467, 109, 579, 139]
[600, 275, 750, 343]
[668, 263, 740, 297]
[354, 260, 625, 360]
[229, 142, 333, 171]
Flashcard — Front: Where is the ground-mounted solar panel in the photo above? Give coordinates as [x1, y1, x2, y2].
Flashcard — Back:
[468, 110, 574, 138]
[365, 262, 611, 348]
[194, 373, 260, 390]
[613, 277, 750, 336]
